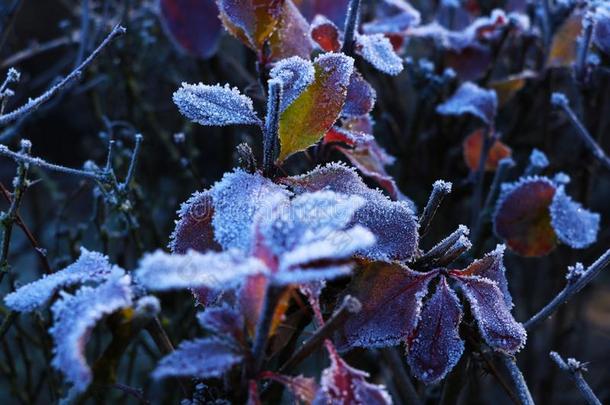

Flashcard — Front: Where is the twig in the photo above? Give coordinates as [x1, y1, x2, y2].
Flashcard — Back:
[549, 352, 601, 405]
[278, 295, 361, 374]
[414, 225, 469, 268]
[122, 133, 143, 189]
[341, 0, 361, 57]
[1, 36, 76, 69]
[524, 248, 610, 330]
[575, 14, 594, 85]
[500, 355, 535, 405]
[551, 93, 610, 171]
[419, 180, 452, 238]
[0, 24, 125, 126]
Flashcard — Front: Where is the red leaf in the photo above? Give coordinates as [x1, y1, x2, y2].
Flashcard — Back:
[335, 261, 437, 350]
[160, 0, 223, 59]
[311, 15, 342, 52]
[462, 129, 512, 172]
[169, 191, 220, 254]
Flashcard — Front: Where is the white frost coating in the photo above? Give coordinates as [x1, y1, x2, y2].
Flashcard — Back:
[433, 179, 452, 193]
[313, 52, 355, 85]
[549, 186, 600, 249]
[4, 248, 124, 312]
[135, 249, 268, 291]
[529, 148, 549, 169]
[49, 275, 132, 395]
[210, 169, 291, 251]
[355, 34, 403, 76]
[362, 0, 421, 35]
[552, 172, 571, 185]
[269, 56, 315, 112]
[273, 265, 353, 285]
[436, 82, 498, 124]
[173, 83, 261, 126]
[153, 338, 242, 380]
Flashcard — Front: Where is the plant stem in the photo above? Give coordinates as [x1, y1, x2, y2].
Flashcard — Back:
[342, 0, 361, 56]
[263, 81, 281, 177]
[381, 347, 422, 405]
[500, 355, 535, 405]
[251, 284, 284, 375]
[0, 24, 125, 126]
[470, 127, 495, 229]
[122, 133, 143, 189]
[414, 225, 469, 268]
[419, 180, 452, 238]
[524, 248, 610, 330]
[549, 352, 601, 405]
[575, 15, 594, 85]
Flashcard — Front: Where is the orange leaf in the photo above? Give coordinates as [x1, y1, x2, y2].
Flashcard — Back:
[547, 10, 584, 68]
[489, 70, 536, 106]
[463, 129, 512, 172]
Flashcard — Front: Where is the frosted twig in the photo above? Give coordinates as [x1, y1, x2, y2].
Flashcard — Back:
[551, 93, 610, 171]
[263, 81, 281, 177]
[122, 134, 143, 189]
[415, 225, 469, 268]
[342, 0, 362, 56]
[575, 14, 594, 84]
[500, 355, 535, 405]
[549, 352, 601, 405]
[0, 24, 125, 126]
[524, 248, 610, 330]
[419, 180, 452, 238]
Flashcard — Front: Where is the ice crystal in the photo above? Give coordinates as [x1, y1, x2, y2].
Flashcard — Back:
[549, 186, 600, 249]
[355, 34, 404, 76]
[5, 248, 124, 312]
[436, 82, 498, 124]
[49, 275, 133, 395]
[153, 338, 243, 380]
[269, 56, 316, 112]
[173, 83, 261, 126]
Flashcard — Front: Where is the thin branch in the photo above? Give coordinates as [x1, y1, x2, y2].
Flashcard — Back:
[524, 248, 610, 330]
[419, 180, 452, 238]
[500, 355, 535, 405]
[122, 133, 143, 189]
[575, 15, 594, 85]
[549, 352, 601, 405]
[414, 225, 469, 268]
[551, 92, 610, 171]
[341, 0, 361, 56]
[0, 24, 125, 126]
[1, 36, 76, 69]
[279, 295, 361, 374]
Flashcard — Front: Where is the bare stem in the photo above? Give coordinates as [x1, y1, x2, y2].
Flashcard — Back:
[0, 24, 125, 126]
[575, 15, 594, 84]
[419, 180, 452, 238]
[342, 0, 361, 56]
[122, 133, 143, 189]
[524, 248, 610, 330]
[263, 81, 281, 177]
[549, 352, 601, 405]
[251, 285, 284, 375]
[414, 225, 469, 268]
[279, 295, 361, 374]
[500, 355, 535, 405]
[551, 92, 610, 171]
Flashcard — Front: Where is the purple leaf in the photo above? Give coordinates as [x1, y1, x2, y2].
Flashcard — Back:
[549, 186, 600, 249]
[342, 70, 377, 117]
[49, 276, 133, 395]
[314, 345, 392, 404]
[297, 0, 350, 26]
[210, 169, 290, 251]
[159, 0, 222, 59]
[135, 249, 268, 291]
[335, 262, 437, 350]
[407, 276, 464, 385]
[169, 190, 221, 254]
[269, 56, 316, 113]
[268, 0, 313, 61]
[5, 248, 124, 312]
[284, 163, 419, 261]
[355, 34, 404, 76]
[197, 305, 245, 344]
[173, 83, 262, 126]
[451, 244, 513, 308]
[452, 276, 526, 354]
[153, 338, 243, 380]
[436, 82, 498, 125]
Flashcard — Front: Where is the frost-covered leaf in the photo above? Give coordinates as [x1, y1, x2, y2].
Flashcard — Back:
[593, 6, 610, 55]
[216, 0, 284, 52]
[342, 71, 377, 117]
[547, 9, 583, 67]
[493, 177, 557, 257]
[362, 0, 421, 35]
[278, 53, 354, 161]
[261, 372, 318, 404]
[269, 0, 313, 61]
[452, 276, 526, 353]
[173, 83, 261, 126]
[210, 169, 290, 251]
[153, 338, 243, 379]
[452, 244, 512, 308]
[297, 0, 350, 26]
[49, 276, 133, 394]
[283, 163, 418, 261]
[269, 56, 315, 113]
[407, 276, 464, 385]
[549, 186, 600, 249]
[463, 129, 512, 172]
[169, 190, 221, 254]
[310, 15, 342, 52]
[335, 261, 437, 350]
[197, 305, 245, 344]
[135, 249, 268, 291]
[159, 0, 222, 59]
[5, 248, 124, 312]
[314, 344, 392, 404]
[437, 82, 497, 125]
[355, 34, 404, 76]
